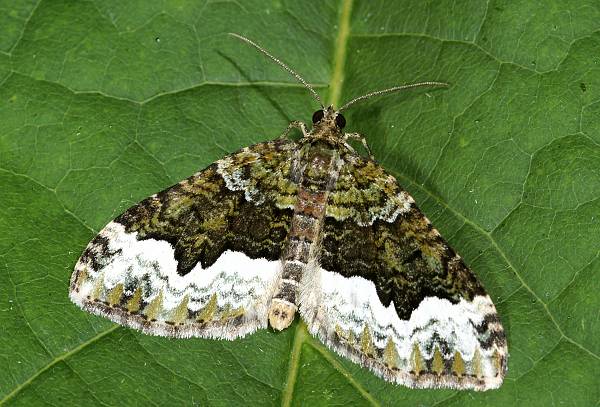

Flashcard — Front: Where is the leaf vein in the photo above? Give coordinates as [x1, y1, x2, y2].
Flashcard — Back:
[0, 326, 119, 404]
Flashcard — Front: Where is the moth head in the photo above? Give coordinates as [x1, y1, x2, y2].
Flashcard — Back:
[312, 106, 346, 131]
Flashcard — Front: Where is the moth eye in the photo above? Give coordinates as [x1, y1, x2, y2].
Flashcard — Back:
[312, 109, 325, 123]
[335, 113, 346, 129]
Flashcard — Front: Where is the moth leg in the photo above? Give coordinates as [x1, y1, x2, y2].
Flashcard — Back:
[344, 132, 374, 159]
[279, 120, 309, 139]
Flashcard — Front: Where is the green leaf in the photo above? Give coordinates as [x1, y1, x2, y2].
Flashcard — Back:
[1, 1, 599, 406]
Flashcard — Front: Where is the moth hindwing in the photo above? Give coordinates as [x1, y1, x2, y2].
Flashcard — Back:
[70, 35, 506, 391]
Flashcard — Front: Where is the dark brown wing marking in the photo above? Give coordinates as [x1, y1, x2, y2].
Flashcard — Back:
[113, 139, 298, 275]
[322, 153, 486, 320]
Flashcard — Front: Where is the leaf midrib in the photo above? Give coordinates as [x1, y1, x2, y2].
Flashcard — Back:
[279, 1, 381, 406]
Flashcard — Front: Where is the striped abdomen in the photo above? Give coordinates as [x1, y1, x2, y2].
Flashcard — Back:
[268, 142, 340, 330]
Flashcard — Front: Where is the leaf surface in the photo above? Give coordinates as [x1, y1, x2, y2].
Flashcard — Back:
[1, 1, 599, 406]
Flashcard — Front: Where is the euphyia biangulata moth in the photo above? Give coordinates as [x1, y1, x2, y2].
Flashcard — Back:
[70, 33, 507, 391]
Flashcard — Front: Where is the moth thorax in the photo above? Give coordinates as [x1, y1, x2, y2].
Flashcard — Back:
[304, 145, 335, 181]
[310, 154, 328, 169]
[268, 299, 297, 330]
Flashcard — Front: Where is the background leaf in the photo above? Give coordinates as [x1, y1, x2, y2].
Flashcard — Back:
[1, 0, 599, 406]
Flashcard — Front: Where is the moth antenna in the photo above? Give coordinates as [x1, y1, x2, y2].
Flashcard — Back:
[229, 33, 324, 108]
[338, 81, 449, 112]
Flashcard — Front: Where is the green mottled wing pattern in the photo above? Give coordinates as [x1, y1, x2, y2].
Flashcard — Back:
[69, 139, 298, 339]
[301, 152, 507, 391]
[117, 139, 298, 274]
[323, 154, 486, 319]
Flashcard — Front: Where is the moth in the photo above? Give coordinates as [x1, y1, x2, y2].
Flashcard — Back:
[70, 33, 507, 391]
